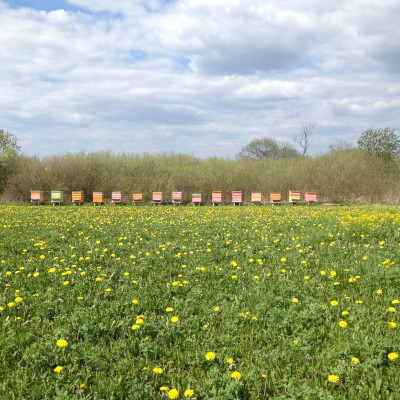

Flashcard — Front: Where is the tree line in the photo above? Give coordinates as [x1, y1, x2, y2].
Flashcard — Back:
[0, 127, 400, 203]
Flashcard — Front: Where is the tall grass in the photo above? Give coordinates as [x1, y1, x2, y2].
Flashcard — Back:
[2, 149, 400, 203]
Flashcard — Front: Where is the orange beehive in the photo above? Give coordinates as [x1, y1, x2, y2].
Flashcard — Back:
[132, 193, 143, 204]
[30, 190, 44, 204]
[72, 191, 84, 204]
[93, 192, 104, 205]
[270, 193, 281, 205]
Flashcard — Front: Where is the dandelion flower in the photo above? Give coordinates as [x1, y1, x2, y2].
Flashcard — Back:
[153, 367, 163, 374]
[132, 299, 139, 304]
[205, 352, 216, 361]
[339, 320, 348, 328]
[54, 366, 63, 373]
[226, 357, 234, 364]
[131, 325, 140, 330]
[160, 386, 169, 391]
[231, 371, 242, 380]
[389, 307, 396, 313]
[352, 357, 360, 364]
[8, 302, 15, 308]
[184, 389, 194, 397]
[171, 316, 179, 323]
[214, 306, 220, 311]
[63, 281, 69, 286]
[15, 297, 23, 303]
[292, 298, 299, 303]
[168, 388, 179, 399]
[56, 339, 68, 348]
[376, 289, 383, 295]
[342, 311, 349, 316]
[388, 352, 399, 360]
[166, 307, 174, 312]
[388, 322, 397, 328]
[330, 300, 338, 306]
[328, 374, 339, 383]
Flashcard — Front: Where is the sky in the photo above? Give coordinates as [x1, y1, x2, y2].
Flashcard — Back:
[1, 0, 399, 158]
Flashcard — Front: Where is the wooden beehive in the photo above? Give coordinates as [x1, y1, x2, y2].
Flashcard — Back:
[72, 191, 84, 204]
[30, 190, 44, 204]
[289, 190, 301, 204]
[132, 193, 143, 204]
[93, 192, 104, 205]
[51, 191, 64, 204]
[152, 192, 163, 205]
[192, 193, 202, 205]
[305, 192, 317, 204]
[111, 191, 123, 203]
[212, 191, 222, 205]
[251, 192, 262, 204]
[270, 193, 281, 205]
[232, 191, 242, 205]
[172, 192, 182, 205]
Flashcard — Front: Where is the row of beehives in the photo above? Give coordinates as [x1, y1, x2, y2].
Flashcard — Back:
[29, 190, 317, 205]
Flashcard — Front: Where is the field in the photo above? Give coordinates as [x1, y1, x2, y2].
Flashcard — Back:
[0, 204, 400, 399]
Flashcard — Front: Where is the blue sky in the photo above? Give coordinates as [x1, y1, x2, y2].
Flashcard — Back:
[1, 0, 399, 157]
[4, 0, 81, 12]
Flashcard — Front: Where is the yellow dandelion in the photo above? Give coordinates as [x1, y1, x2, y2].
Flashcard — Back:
[153, 367, 163, 374]
[328, 374, 339, 383]
[388, 352, 399, 360]
[205, 352, 216, 361]
[54, 366, 63, 373]
[168, 389, 179, 399]
[339, 320, 348, 328]
[171, 316, 179, 323]
[231, 371, 242, 380]
[184, 389, 194, 397]
[56, 339, 68, 348]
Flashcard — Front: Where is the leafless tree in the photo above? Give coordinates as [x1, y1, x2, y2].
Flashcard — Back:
[293, 123, 315, 155]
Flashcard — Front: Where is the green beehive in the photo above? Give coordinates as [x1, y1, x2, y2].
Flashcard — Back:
[51, 190, 64, 205]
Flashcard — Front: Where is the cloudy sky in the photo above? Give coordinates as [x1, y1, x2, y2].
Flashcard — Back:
[1, 0, 399, 157]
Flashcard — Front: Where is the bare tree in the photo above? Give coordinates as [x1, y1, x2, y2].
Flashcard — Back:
[293, 123, 315, 155]
[328, 138, 354, 153]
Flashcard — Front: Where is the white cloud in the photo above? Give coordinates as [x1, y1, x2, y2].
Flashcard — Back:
[0, 0, 399, 157]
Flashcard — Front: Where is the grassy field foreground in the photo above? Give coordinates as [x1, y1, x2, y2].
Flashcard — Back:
[0, 204, 400, 399]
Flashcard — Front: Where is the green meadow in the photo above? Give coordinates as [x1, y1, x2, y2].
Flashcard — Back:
[1, 204, 400, 399]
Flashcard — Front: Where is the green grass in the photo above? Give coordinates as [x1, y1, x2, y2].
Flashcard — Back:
[0, 204, 400, 399]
